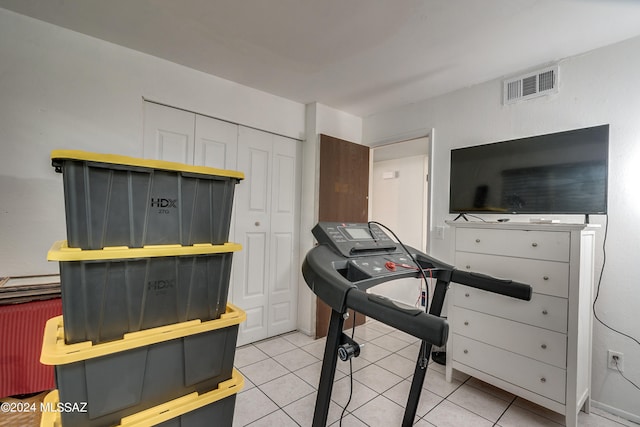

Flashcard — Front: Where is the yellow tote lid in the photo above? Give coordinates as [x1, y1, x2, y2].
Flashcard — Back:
[51, 149, 244, 180]
[40, 304, 246, 365]
[47, 240, 242, 261]
[40, 370, 244, 427]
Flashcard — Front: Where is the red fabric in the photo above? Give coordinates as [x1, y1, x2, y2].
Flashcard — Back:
[0, 298, 62, 398]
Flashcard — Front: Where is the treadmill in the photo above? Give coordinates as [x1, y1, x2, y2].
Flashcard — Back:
[302, 222, 532, 426]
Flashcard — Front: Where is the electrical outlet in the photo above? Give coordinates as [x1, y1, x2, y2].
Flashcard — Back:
[435, 226, 445, 240]
[608, 350, 624, 372]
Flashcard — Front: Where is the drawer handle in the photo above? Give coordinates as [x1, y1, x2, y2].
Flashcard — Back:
[465, 293, 470, 297]
[475, 239, 481, 243]
[466, 265, 471, 269]
[540, 377, 546, 383]
[543, 276, 549, 281]
[532, 242, 538, 247]
[541, 344, 547, 350]
[463, 349, 468, 354]
[464, 321, 469, 326]
[255, 221, 261, 226]
[542, 309, 548, 315]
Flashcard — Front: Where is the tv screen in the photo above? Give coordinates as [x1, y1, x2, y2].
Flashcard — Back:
[449, 125, 609, 215]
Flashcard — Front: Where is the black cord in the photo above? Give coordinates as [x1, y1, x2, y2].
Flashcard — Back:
[592, 215, 640, 346]
[592, 214, 640, 390]
[339, 311, 357, 426]
[453, 213, 487, 222]
[368, 221, 434, 369]
[614, 358, 640, 392]
[367, 221, 431, 313]
[464, 214, 487, 222]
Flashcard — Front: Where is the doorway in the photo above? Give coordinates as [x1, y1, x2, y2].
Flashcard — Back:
[370, 136, 430, 307]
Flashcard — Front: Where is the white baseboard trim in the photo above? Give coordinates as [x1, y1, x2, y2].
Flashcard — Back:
[591, 400, 640, 425]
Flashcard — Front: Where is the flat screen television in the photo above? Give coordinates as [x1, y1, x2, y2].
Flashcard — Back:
[449, 125, 609, 216]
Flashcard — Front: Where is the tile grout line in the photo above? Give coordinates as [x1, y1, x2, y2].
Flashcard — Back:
[416, 368, 471, 424]
[492, 394, 517, 427]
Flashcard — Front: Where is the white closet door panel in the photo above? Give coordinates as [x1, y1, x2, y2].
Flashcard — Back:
[272, 233, 293, 293]
[249, 149, 270, 211]
[244, 232, 268, 297]
[236, 230, 269, 345]
[235, 127, 272, 345]
[194, 115, 238, 170]
[268, 231, 294, 332]
[241, 306, 265, 344]
[269, 232, 294, 332]
[267, 136, 300, 336]
[274, 153, 295, 213]
[143, 102, 194, 164]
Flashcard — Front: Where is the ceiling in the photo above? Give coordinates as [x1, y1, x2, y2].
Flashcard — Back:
[2, 0, 640, 117]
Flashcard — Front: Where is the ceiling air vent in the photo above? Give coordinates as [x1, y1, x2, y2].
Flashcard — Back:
[503, 65, 558, 104]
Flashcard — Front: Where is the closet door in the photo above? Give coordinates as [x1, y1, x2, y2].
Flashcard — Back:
[143, 102, 195, 163]
[234, 128, 300, 345]
[143, 102, 300, 345]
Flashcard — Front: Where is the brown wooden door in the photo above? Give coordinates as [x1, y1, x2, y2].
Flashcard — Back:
[316, 134, 369, 338]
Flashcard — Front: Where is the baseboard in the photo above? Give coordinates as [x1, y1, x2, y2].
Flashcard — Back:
[591, 400, 640, 425]
[297, 327, 313, 337]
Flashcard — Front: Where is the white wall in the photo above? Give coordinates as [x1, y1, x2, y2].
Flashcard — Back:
[0, 8, 305, 276]
[363, 36, 640, 421]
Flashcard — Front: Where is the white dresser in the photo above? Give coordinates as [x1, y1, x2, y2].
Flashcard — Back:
[445, 221, 596, 427]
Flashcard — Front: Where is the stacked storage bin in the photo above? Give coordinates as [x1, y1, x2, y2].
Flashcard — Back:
[40, 150, 245, 427]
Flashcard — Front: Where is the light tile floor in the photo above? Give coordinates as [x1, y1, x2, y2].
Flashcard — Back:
[233, 319, 638, 426]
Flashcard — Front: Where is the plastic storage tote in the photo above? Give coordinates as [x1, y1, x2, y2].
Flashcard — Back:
[40, 369, 244, 427]
[40, 304, 245, 427]
[51, 150, 244, 249]
[48, 240, 242, 344]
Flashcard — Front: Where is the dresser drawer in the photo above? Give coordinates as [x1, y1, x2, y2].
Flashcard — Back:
[455, 228, 570, 262]
[455, 252, 569, 298]
[451, 334, 566, 404]
[450, 306, 567, 368]
[453, 284, 568, 333]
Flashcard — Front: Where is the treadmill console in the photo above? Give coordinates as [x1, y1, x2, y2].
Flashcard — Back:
[312, 222, 398, 258]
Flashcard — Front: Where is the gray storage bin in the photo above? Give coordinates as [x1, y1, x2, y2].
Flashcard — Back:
[48, 241, 241, 344]
[40, 305, 245, 427]
[41, 371, 243, 427]
[51, 150, 244, 249]
[155, 394, 237, 427]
